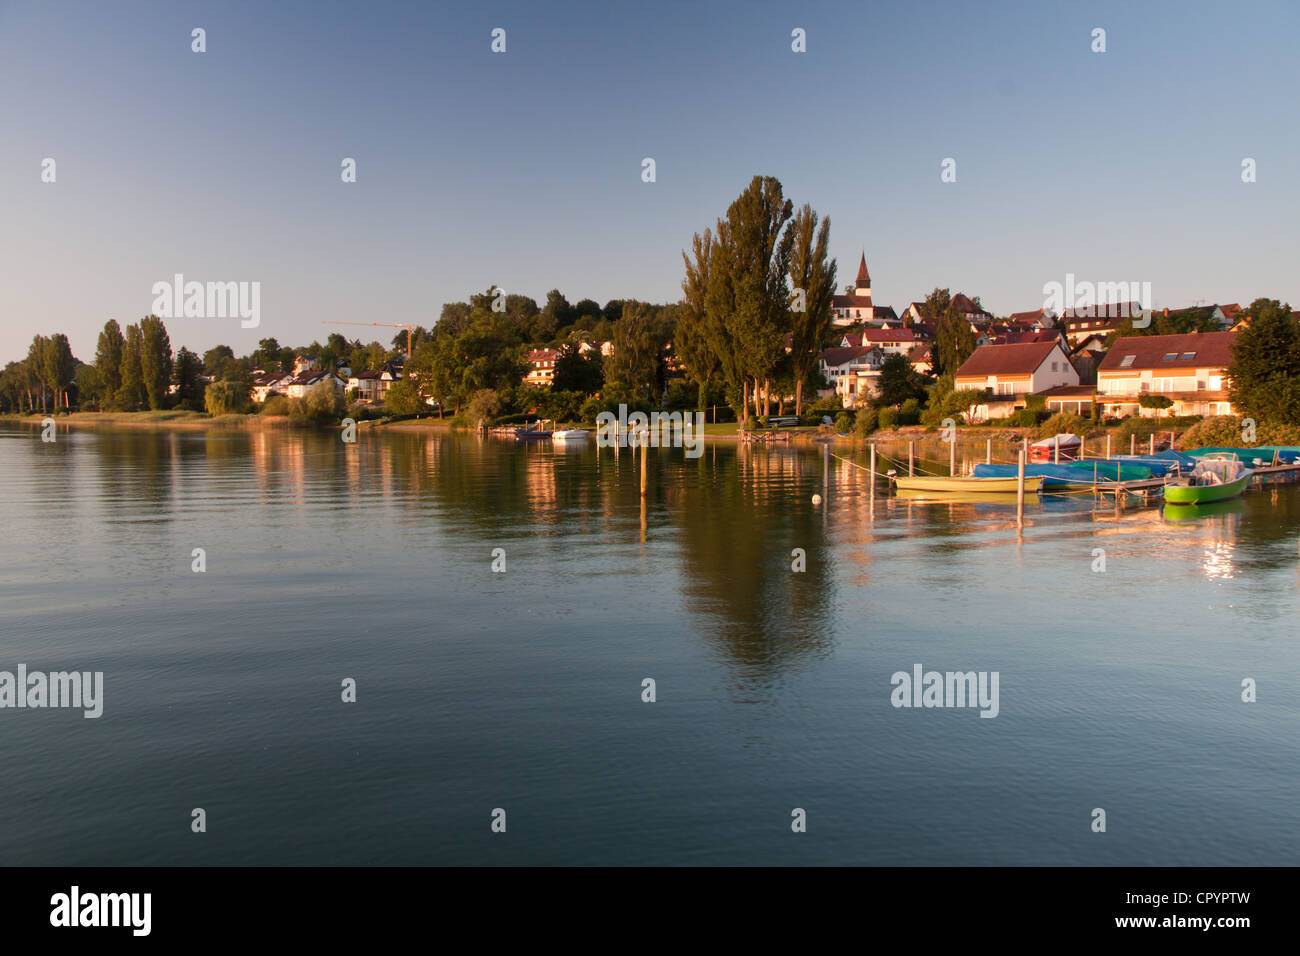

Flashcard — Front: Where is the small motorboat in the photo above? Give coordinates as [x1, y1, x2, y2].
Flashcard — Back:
[1029, 433, 1082, 463]
[1163, 454, 1253, 505]
[551, 428, 590, 441]
[513, 420, 553, 440]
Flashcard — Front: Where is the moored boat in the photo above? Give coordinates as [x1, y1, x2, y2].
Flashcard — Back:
[551, 428, 590, 441]
[1163, 454, 1253, 504]
[1029, 433, 1082, 463]
[893, 474, 1044, 494]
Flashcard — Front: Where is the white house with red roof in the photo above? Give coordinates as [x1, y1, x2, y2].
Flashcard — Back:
[525, 348, 561, 387]
[953, 340, 1079, 421]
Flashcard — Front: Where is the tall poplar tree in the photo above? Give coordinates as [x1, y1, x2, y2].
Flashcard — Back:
[786, 204, 837, 415]
[139, 314, 173, 409]
[95, 319, 125, 397]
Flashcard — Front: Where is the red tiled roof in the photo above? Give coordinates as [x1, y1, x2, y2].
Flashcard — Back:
[951, 293, 990, 316]
[1038, 384, 1095, 398]
[1096, 332, 1237, 372]
[955, 341, 1061, 378]
[820, 346, 879, 368]
[1007, 309, 1052, 325]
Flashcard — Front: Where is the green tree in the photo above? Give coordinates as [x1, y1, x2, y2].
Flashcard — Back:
[552, 341, 603, 393]
[254, 337, 284, 370]
[139, 315, 173, 409]
[703, 175, 795, 419]
[934, 305, 976, 378]
[786, 203, 837, 414]
[45, 333, 77, 410]
[25, 336, 51, 412]
[1228, 298, 1300, 425]
[604, 300, 659, 402]
[536, 289, 573, 341]
[676, 228, 722, 411]
[174, 347, 204, 409]
[117, 323, 146, 409]
[95, 320, 126, 397]
[922, 288, 951, 319]
[875, 353, 923, 407]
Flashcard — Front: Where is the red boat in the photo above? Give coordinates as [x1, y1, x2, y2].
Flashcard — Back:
[1029, 433, 1082, 463]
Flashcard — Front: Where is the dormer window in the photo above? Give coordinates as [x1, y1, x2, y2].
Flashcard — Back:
[1181, 352, 1196, 360]
[1163, 352, 1177, 361]
[1119, 355, 1136, 368]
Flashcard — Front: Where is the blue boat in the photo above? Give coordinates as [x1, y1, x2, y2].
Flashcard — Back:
[972, 460, 1156, 488]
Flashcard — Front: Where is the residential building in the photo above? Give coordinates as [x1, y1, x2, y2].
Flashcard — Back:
[285, 369, 341, 399]
[953, 340, 1080, 421]
[839, 327, 921, 355]
[1004, 308, 1056, 331]
[525, 348, 561, 387]
[1039, 384, 1097, 416]
[251, 370, 294, 404]
[951, 293, 992, 325]
[819, 345, 885, 408]
[1095, 331, 1236, 417]
[1061, 302, 1143, 344]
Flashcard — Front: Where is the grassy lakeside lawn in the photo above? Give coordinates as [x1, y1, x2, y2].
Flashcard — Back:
[2, 410, 293, 428]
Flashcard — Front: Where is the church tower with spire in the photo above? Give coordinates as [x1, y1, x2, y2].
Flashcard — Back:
[852, 252, 872, 303]
[831, 250, 895, 327]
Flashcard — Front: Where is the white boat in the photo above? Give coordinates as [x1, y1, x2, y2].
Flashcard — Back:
[551, 428, 591, 441]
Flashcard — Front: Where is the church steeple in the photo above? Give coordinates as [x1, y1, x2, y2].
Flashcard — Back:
[856, 252, 871, 285]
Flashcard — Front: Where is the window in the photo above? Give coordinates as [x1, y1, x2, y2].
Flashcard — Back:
[1119, 355, 1136, 368]
[1181, 352, 1196, 360]
[1050, 361, 1058, 372]
[1163, 353, 1177, 361]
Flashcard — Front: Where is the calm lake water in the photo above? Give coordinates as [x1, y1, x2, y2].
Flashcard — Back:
[1, 422, 1298, 866]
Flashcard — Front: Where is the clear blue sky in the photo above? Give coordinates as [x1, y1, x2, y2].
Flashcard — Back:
[1, 0, 1296, 362]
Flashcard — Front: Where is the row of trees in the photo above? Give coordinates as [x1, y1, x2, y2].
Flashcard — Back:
[673, 176, 835, 419]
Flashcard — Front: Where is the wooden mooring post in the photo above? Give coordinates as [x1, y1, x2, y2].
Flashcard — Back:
[1016, 447, 1026, 527]
[869, 445, 876, 508]
[908, 440, 914, 477]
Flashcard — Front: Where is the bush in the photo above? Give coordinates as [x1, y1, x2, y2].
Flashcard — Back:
[898, 398, 921, 426]
[1005, 408, 1042, 428]
[1025, 394, 1047, 411]
[877, 407, 899, 431]
[1036, 410, 1084, 438]
[384, 379, 426, 416]
[467, 389, 503, 426]
[1176, 415, 1300, 449]
[834, 411, 852, 433]
[854, 406, 878, 437]
[260, 394, 290, 416]
[1138, 394, 1174, 410]
[204, 380, 251, 416]
[301, 381, 345, 420]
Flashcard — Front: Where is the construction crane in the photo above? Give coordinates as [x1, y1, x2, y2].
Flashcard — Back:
[324, 321, 418, 358]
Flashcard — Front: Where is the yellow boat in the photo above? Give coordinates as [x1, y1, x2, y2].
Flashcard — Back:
[892, 475, 1044, 495]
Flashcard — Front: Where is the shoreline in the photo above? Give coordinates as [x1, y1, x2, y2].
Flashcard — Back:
[0, 412, 1189, 449]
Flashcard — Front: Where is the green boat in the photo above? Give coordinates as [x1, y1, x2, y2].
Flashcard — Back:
[1163, 455, 1253, 505]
